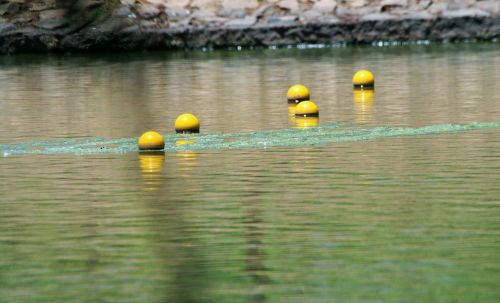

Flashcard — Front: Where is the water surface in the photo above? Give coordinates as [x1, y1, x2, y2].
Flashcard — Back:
[1, 43, 500, 302]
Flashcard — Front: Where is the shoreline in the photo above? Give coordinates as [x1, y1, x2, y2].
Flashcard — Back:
[0, 1, 498, 54]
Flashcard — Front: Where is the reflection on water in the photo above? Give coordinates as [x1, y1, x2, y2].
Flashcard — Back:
[176, 139, 198, 176]
[353, 89, 374, 122]
[288, 104, 297, 126]
[295, 117, 319, 128]
[139, 152, 165, 191]
[1, 43, 500, 302]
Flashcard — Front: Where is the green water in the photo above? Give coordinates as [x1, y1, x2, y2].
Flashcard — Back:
[1, 43, 500, 302]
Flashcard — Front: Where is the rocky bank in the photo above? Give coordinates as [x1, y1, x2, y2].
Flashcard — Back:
[0, 0, 498, 53]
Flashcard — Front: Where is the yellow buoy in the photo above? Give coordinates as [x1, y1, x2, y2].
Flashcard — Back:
[296, 117, 319, 128]
[352, 70, 375, 88]
[138, 131, 165, 151]
[295, 100, 319, 117]
[287, 84, 310, 104]
[175, 113, 200, 134]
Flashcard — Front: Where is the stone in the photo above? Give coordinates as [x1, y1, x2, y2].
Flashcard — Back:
[411, 0, 432, 11]
[0, 2, 20, 15]
[405, 10, 433, 19]
[337, 6, 378, 18]
[146, 0, 168, 6]
[139, 19, 159, 29]
[266, 15, 299, 26]
[300, 9, 322, 22]
[121, 0, 135, 6]
[12, 14, 33, 24]
[361, 13, 396, 21]
[190, 10, 216, 21]
[0, 22, 15, 33]
[381, 0, 408, 7]
[166, 8, 190, 21]
[350, 0, 368, 9]
[34, 18, 69, 30]
[30, 2, 55, 12]
[311, 0, 337, 14]
[78, 0, 103, 10]
[476, 1, 499, 15]
[317, 15, 340, 24]
[442, 8, 490, 18]
[278, 0, 300, 14]
[165, 0, 189, 9]
[191, 0, 219, 10]
[219, 7, 246, 18]
[252, 4, 274, 18]
[429, 2, 448, 15]
[221, 0, 259, 11]
[136, 2, 161, 19]
[39, 9, 66, 20]
[446, 0, 470, 11]
[112, 6, 133, 18]
[225, 15, 257, 28]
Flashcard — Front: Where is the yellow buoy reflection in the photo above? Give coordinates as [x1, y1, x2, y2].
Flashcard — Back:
[288, 104, 297, 126]
[176, 139, 198, 176]
[139, 152, 165, 191]
[353, 89, 374, 122]
[295, 117, 319, 129]
[176, 139, 196, 147]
